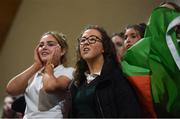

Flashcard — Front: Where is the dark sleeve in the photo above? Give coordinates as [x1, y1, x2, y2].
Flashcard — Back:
[12, 96, 26, 114]
[68, 81, 77, 118]
[113, 72, 142, 117]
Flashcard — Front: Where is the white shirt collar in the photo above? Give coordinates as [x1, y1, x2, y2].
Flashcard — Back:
[84, 71, 101, 83]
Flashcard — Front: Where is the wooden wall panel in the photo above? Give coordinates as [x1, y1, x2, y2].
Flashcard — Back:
[0, 0, 22, 50]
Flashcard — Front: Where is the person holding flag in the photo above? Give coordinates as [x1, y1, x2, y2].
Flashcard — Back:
[121, 2, 180, 117]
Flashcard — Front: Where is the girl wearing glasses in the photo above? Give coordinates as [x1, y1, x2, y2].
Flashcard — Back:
[68, 25, 141, 117]
[6, 31, 74, 118]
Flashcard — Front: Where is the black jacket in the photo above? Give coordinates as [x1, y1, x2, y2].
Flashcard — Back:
[69, 58, 142, 117]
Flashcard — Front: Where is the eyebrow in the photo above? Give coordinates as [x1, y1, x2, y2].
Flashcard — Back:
[39, 41, 58, 43]
[81, 35, 100, 38]
[130, 33, 137, 35]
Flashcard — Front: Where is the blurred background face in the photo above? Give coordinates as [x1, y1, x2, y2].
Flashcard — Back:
[3, 96, 13, 111]
[112, 35, 124, 47]
[79, 29, 104, 61]
[3, 96, 14, 117]
[38, 34, 61, 64]
[124, 28, 141, 49]
[111, 35, 125, 60]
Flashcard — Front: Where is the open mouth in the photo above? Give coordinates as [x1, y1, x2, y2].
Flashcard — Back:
[41, 51, 49, 56]
[83, 47, 90, 52]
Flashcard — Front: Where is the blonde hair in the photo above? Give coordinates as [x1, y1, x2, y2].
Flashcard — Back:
[42, 31, 68, 64]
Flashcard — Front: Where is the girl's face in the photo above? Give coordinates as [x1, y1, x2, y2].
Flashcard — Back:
[38, 34, 63, 64]
[124, 28, 141, 49]
[79, 29, 104, 61]
[111, 35, 125, 60]
[3, 96, 13, 110]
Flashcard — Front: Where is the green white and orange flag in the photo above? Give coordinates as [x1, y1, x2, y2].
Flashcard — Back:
[121, 6, 180, 117]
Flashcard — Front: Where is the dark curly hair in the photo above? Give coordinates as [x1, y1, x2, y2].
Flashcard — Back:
[125, 23, 147, 38]
[74, 25, 117, 86]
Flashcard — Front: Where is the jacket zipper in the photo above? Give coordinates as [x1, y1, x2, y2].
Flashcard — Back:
[96, 93, 105, 118]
